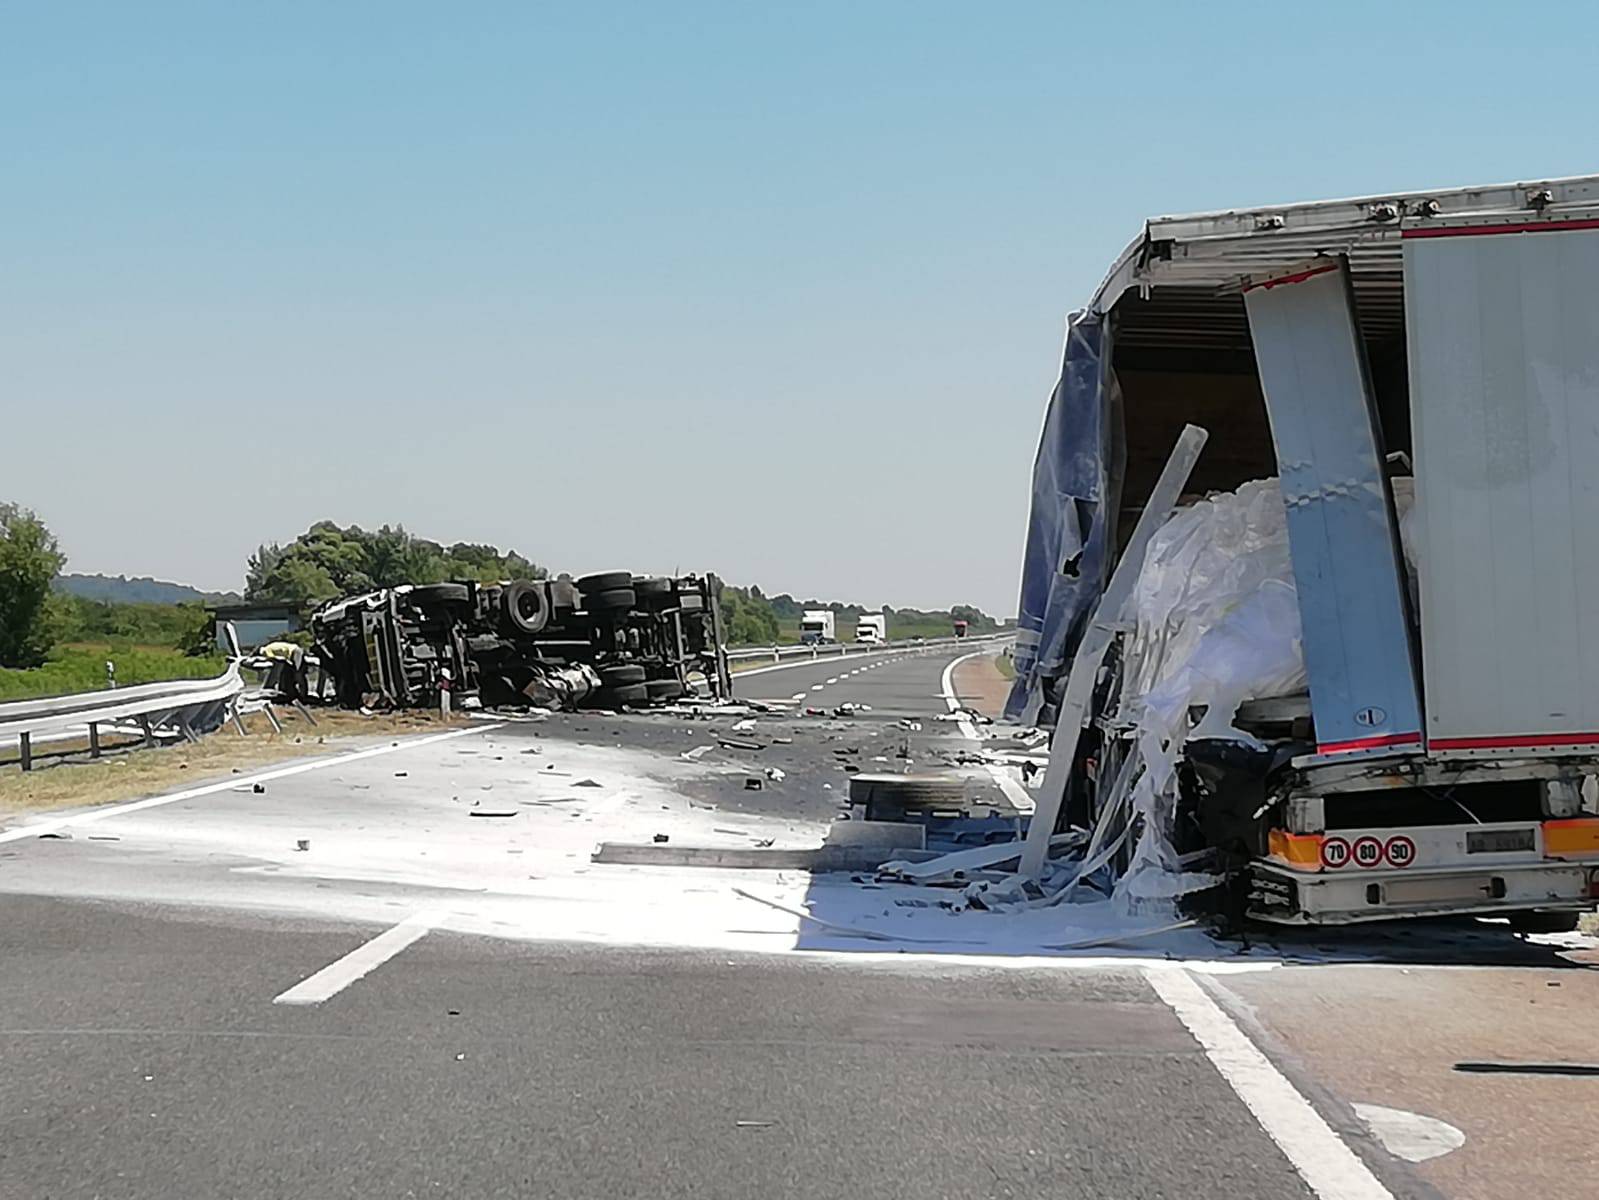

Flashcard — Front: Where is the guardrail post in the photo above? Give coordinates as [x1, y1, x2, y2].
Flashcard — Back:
[19, 732, 31, 771]
[88, 722, 100, 759]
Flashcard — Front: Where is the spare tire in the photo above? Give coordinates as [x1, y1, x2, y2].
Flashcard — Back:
[586, 587, 636, 612]
[608, 683, 649, 707]
[599, 663, 647, 686]
[501, 581, 550, 635]
[411, 582, 471, 606]
[645, 679, 685, 701]
[578, 571, 633, 595]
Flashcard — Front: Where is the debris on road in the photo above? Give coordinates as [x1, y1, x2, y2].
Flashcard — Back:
[573, 779, 601, 788]
[653, 833, 670, 843]
[744, 777, 763, 791]
[681, 745, 714, 761]
[295, 839, 310, 851]
[731, 718, 756, 733]
[764, 767, 785, 782]
[718, 737, 763, 752]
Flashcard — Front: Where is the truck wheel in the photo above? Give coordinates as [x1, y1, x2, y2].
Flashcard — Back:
[411, 583, 470, 606]
[645, 679, 685, 701]
[586, 587, 636, 612]
[578, 571, 633, 595]
[607, 683, 649, 707]
[1508, 910, 1582, 934]
[501, 581, 549, 635]
[599, 663, 647, 686]
[632, 576, 673, 605]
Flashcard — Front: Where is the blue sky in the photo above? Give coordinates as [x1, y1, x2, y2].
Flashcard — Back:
[4, 2, 1593, 615]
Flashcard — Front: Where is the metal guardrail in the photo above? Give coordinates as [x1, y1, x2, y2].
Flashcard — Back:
[0, 665, 246, 770]
[724, 632, 1012, 665]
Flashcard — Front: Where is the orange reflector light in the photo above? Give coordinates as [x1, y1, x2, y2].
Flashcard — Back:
[1268, 829, 1325, 871]
[1543, 818, 1599, 858]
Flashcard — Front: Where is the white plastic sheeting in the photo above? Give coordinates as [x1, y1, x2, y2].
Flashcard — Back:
[1119, 479, 1304, 733]
[1113, 480, 1304, 909]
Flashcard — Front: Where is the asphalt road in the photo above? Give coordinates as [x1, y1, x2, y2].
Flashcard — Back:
[6, 645, 1586, 1199]
[0, 896, 1314, 1200]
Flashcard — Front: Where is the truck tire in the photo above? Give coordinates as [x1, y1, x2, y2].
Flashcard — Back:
[607, 683, 649, 707]
[599, 663, 647, 686]
[586, 587, 636, 613]
[1508, 910, 1582, 934]
[501, 581, 549, 635]
[645, 679, 685, 701]
[578, 571, 633, 595]
[411, 583, 470, 606]
[632, 576, 673, 606]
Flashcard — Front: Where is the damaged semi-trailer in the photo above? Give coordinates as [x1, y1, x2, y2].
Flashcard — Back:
[310, 572, 732, 712]
[1012, 174, 1599, 929]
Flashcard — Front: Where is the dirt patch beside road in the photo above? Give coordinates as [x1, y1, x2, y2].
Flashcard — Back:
[951, 653, 1011, 719]
[0, 708, 467, 820]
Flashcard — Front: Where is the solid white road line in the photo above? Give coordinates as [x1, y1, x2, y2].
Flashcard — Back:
[1145, 969, 1393, 1199]
[0, 725, 501, 845]
[274, 910, 443, 1006]
[730, 647, 900, 679]
[939, 651, 1033, 812]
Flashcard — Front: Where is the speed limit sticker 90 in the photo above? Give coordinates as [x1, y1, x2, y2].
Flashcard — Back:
[1319, 834, 1417, 869]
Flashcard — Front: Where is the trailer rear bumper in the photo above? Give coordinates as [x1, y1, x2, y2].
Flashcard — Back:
[1248, 859, 1597, 925]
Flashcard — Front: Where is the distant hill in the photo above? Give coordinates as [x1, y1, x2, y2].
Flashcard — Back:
[54, 573, 241, 606]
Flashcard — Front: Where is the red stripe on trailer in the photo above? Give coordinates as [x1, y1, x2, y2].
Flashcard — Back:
[1403, 218, 1599, 240]
[1317, 732, 1423, 755]
[1243, 262, 1340, 292]
[1430, 731, 1599, 751]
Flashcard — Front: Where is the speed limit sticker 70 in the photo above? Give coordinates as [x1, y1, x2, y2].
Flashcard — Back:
[1318, 834, 1417, 869]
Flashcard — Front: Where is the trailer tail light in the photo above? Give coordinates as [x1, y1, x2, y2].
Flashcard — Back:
[1587, 869, 1599, 899]
[1543, 818, 1599, 859]
[1268, 829, 1324, 871]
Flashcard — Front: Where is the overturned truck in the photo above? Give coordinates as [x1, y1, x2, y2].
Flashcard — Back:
[310, 572, 731, 711]
[1012, 174, 1599, 929]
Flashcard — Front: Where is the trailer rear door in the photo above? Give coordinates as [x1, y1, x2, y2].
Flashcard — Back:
[1405, 219, 1599, 751]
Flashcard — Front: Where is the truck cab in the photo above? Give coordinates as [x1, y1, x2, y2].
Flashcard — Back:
[855, 614, 886, 645]
[799, 610, 835, 644]
[1011, 174, 1599, 929]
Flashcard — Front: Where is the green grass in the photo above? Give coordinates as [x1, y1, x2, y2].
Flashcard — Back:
[994, 649, 1016, 680]
[0, 642, 228, 702]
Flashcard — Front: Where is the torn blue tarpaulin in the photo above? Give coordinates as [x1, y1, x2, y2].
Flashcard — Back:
[1005, 312, 1120, 722]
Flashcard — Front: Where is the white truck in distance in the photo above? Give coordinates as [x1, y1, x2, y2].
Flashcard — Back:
[799, 610, 835, 644]
[855, 613, 886, 644]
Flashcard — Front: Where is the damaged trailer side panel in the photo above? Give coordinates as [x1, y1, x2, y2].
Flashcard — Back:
[1243, 258, 1423, 756]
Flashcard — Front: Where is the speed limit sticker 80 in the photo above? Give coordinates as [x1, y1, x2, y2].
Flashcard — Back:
[1319, 834, 1415, 870]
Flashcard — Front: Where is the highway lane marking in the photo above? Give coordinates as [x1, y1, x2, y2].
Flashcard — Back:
[728, 646, 908, 680]
[274, 910, 443, 1006]
[939, 651, 1033, 813]
[790, 693, 807, 701]
[826, 676, 839, 684]
[1146, 968, 1394, 1200]
[811, 685, 824, 691]
[0, 725, 502, 845]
